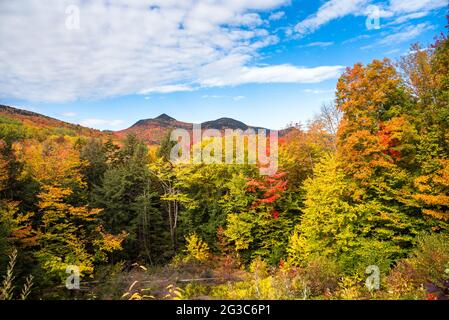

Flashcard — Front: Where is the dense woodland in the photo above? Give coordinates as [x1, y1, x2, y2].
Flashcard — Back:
[1, 26, 449, 300]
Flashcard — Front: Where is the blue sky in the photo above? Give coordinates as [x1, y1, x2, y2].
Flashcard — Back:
[0, 0, 447, 130]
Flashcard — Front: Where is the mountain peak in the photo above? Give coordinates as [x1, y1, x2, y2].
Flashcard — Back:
[155, 113, 175, 121]
[202, 117, 250, 130]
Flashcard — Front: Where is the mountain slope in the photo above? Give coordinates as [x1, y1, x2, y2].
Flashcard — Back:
[0, 104, 107, 139]
[114, 114, 193, 145]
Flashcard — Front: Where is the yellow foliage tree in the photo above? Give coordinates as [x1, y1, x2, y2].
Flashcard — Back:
[183, 233, 210, 262]
[413, 159, 449, 223]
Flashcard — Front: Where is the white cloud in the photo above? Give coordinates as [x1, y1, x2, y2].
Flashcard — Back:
[200, 64, 344, 86]
[390, 11, 430, 25]
[377, 23, 434, 47]
[293, 0, 446, 36]
[303, 89, 335, 94]
[140, 85, 194, 94]
[384, 48, 401, 55]
[385, 0, 447, 25]
[201, 94, 246, 101]
[61, 112, 76, 117]
[389, 0, 447, 14]
[269, 11, 285, 21]
[361, 23, 434, 50]
[199, 55, 344, 86]
[294, 0, 369, 36]
[0, 0, 344, 103]
[342, 34, 371, 44]
[202, 95, 224, 99]
[299, 41, 334, 48]
[79, 118, 124, 128]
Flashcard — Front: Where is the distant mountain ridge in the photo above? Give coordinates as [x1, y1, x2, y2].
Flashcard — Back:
[202, 117, 265, 131]
[133, 113, 177, 126]
[0, 104, 290, 145]
[116, 113, 271, 144]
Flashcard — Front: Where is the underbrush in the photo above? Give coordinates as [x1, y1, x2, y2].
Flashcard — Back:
[5, 233, 446, 300]
[110, 233, 449, 300]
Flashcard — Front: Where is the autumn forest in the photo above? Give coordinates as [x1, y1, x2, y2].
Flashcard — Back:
[1, 25, 449, 301]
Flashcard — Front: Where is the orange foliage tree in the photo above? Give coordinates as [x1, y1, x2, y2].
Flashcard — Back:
[16, 136, 125, 282]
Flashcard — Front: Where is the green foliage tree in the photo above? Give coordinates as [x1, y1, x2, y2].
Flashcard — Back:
[93, 134, 167, 263]
[80, 138, 108, 190]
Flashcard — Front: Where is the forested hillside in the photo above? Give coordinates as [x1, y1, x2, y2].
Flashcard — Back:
[1, 30, 448, 300]
[0, 105, 109, 141]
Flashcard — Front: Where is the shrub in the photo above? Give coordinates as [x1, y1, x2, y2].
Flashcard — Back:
[298, 255, 341, 298]
[183, 282, 209, 299]
[250, 257, 269, 279]
[385, 260, 426, 300]
[183, 234, 210, 263]
[385, 233, 449, 299]
[335, 274, 365, 300]
[337, 239, 398, 279]
[408, 233, 449, 288]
